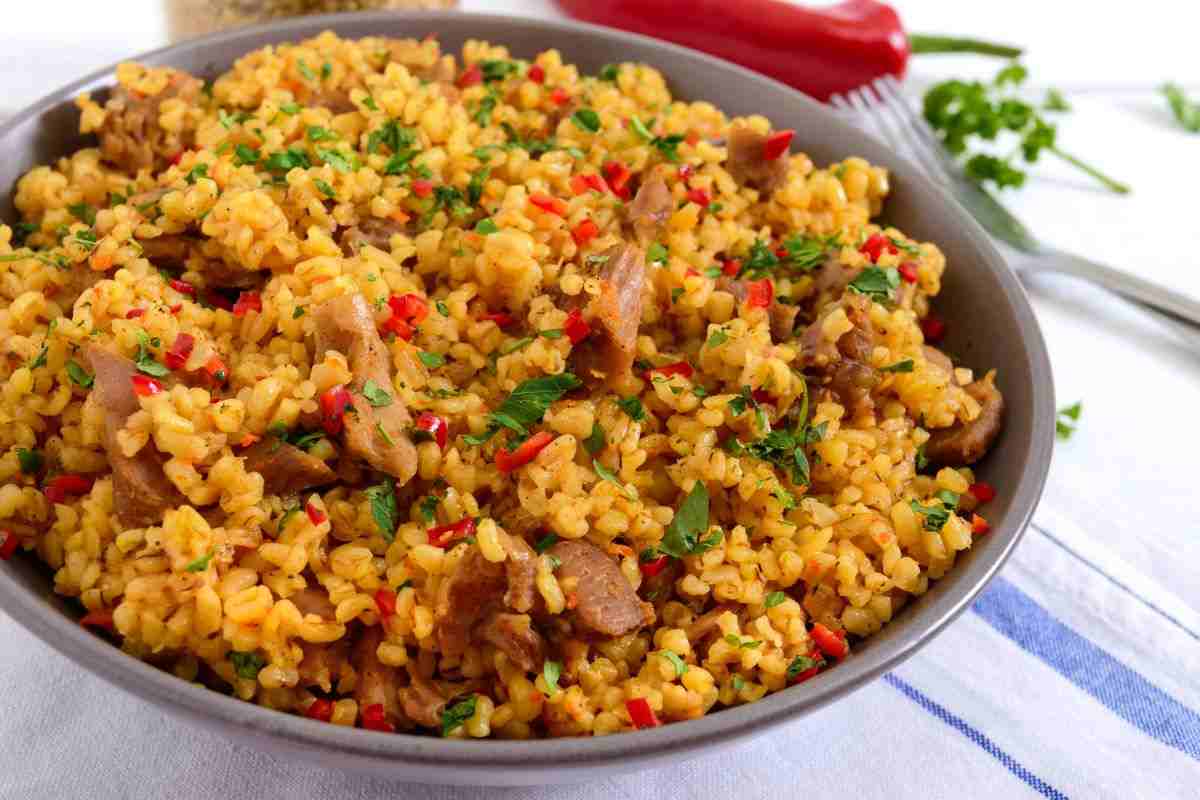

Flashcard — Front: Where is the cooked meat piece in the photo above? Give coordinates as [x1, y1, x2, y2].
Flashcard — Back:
[807, 258, 862, 309]
[313, 293, 418, 485]
[548, 540, 650, 638]
[140, 233, 265, 289]
[298, 639, 346, 692]
[478, 612, 545, 672]
[798, 294, 880, 417]
[925, 372, 1005, 466]
[489, 491, 543, 541]
[625, 176, 672, 245]
[434, 533, 538, 659]
[337, 217, 417, 255]
[139, 234, 192, 269]
[241, 439, 335, 496]
[352, 625, 400, 722]
[685, 603, 737, 642]
[84, 345, 184, 527]
[726, 124, 790, 195]
[716, 276, 801, 341]
[399, 675, 446, 729]
[501, 532, 537, 614]
[570, 243, 646, 386]
[308, 88, 356, 114]
[289, 585, 337, 619]
[922, 345, 954, 375]
[97, 72, 203, 173]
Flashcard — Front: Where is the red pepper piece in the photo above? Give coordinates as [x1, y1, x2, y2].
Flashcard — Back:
[0, 531, 20, 560]
[572, 218, 600, 245]
[789, 652, 823, 685]
[529, 193, 568, 216]
[527, 64, 546, 83]
[644, 360, 693, 380]
[125, 308, 146, 319]
[428, 517, 476, 548]
[169, 304, 183, 315]
[131, 375, 164, 397]
[381, 315, 413, 341]
[306, 698, 334, 722]
[971, 514, 991, 535]
[721, 258, 742, 277]
[920, 316, 947, 343]
[374, 588, 397, 618]
[207, 291, 235, 311]
[494, 430, 555, 473]
[169, 151, 185, 166]
[763, 129, 794, 160]
[550, 87, 570, 106]
[411, 179, 434, 198]
[305, 501, 326, 526]
[745, 278, 774, 308]
[898, 261, 919, 283]
[859, 233, 898, 264]
[479, 311, 516, 328]
[79, 609, 115, 630]
[601, 161, 632, 198]
[164, 333, 195, 371]
[319, 384, 352, 435]
[639, 554, 670, 577]
[43, 474, 94, 506]
[456, 64, 482, 88]
[563, 308, 591, 344]
[625, 697, 660, 729]
[751, 388, 773, 405]
[361, 703, 395, 732]
[415, 412, 448, 449]
[569, 175, 589, 196]
[388, 293, 430, 324]
[686, 187, 712, 207]
[204, 355, 228, 385]
[968, 482, 996, 503]
[582, 174, 608, 194]
[232, 291, 262, 317]
[810, 623, 849, 660]
[677, 163, 695, 181]
[169, 278, 196, 296]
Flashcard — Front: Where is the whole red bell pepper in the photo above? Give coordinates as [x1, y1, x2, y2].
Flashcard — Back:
[554, 0, 1020, 101]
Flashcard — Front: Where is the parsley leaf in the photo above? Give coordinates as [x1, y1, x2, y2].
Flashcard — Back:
[441, 695, 477, 736]
[1056, 400, 1082, 440]
[468, 373, 582, 444]
[593, 458, 636, 500]
[571, 108, 601, 133]
[541, 660, 562, 696]
[133, 331, 169, 377]
[646, 242, 668, 264]
[1162, 83, 1200, 133]
[847, 266, 900, 302]
[599, 64, 619, 82]
[500, 337, 534, 355]
[317, 148, 357, 173]
[910, 498, 952, 531]
[533, 533, 558, 554]
[314, 179, 337, 198]
[66, 359, 94, 388]
[68, 203, 96, 226]
[582, 421, 606, 455]
[764, 591, 787, 609]
[230, 650, 266, 679]
[418, 351, 446, 369]
[778, 233, 838, 272]
[659, 481, 719, 559]
[184, 551, 214, 572]
[233, 144, 260, 166]
[361, 379, 392, 407]
[16, 448, 43, 474]
[616, 395, 645, 422]
[706, 329, 729, 348]
[650, 133, 686, 163]
[660, 650, 688, 677]
[880, 359, 914, 373]
[480, 60, 519, 82]
[467, 167, 490, 205]
[741, 239, 780, 278]
[365, 479, 399, 542]
[297, 60, 316, 82]
[418, 494, 439, 523]
[786, 655, 818, 680]
[264, 147, 311, 172]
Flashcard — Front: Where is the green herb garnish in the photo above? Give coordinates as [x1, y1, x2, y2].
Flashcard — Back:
[366, 479, 399, 542]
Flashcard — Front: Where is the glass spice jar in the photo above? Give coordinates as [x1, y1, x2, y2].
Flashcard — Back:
[164, 0, 458, 42]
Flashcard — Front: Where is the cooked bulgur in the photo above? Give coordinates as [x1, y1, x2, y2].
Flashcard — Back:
[0, 32, 1004, 738]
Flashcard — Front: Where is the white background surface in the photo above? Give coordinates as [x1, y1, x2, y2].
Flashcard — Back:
[1, 1, 1198, 797]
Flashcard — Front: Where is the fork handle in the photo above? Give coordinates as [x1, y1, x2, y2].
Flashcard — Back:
[1039, 247, 1200, 329]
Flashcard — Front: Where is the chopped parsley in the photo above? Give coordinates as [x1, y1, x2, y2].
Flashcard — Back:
[659, 481, 721, 559]
[306, 125, 336, 143]
[418, 351, 446, 369]
[786, 655, 818, 680]
[361, 379, 392, 407]
[880, 359, 914, 373]
[16, 448, 43, 475]
[480, 59, 519, 83]
[582, 421, 606, 455]
[467, 167, 490, 205]
[230, 650, 266, 680]
[593, 459, 636, 500]
[500, 337, 534, 356]
[740, 239, 780, 278]
[66, 360, 94, 388]
[616, 395, 645, 422]
[649, 132, 686, 163]
[362, 95, 379, 112]
[541, 660, 562, 696]
[314, 179, 337, 198]
[68, 203, 96, 226]
[539, 329, 563, 340]
[376, 423, 396, 446]
[133, 330, 169, 377]
[441, 695, 477, 737]
[418, 494, 439, 523]
[264, 147, 312, 172]
[570, 108, 601, 133]
[1162, 83, 1200, 133]
[184, 551, 215, 572]
[1056, 401, 1082, 440]
[464, 373, 581, 445]
[777, 232, 839, 272]
[184, 164, 209, 184]
[367, 120, 416, 155]
[646, 242, 669, 264]
[533, 533, 558, 554]
[279, 102, 301, 115]
[724, 633, 762, 650]
[435, 301, 450, 317]
[764, 591, 787, 609]
[296, 60, 317, 82]
[847, 266, 901, 302]
[317, 148, 358, 173]
[599, 64, 619, 82]
[910, 498, 952, 531]
[706, 329, 729, 348]
[660, 650, 688, 677]
[365, 479, 399, 542]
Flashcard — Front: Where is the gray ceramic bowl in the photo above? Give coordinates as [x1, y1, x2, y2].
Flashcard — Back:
[0, 10, 1054, 786]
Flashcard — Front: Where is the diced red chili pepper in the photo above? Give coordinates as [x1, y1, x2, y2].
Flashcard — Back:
[305, 502, 326, 526]
[550, 87, 570, 106]
[687, 187, 711, 207]
[411, 179, 434, 198]
[79, 609, 114, 630]
[582, 174, 608, 194]
[43, 474, 94, 506]
[569, 175, 589, 196]
[456, 64, 482, 88]
[898, 262, 919, 283]
[169, 151, 184, 166]
[125, 308, 146, 319]
[721, 258, 741, 277]
[374, 588, 397, 618]
[361, 703, 395, 732]
[428, 517, 476, 548]
[859, 233, 899, 264]
[969, 482, 996, 503]
[170, 304, 183, 315]
[204, 355, 228, 385]
[164, 333, 195, 371]
[529, 193, 568, 216]
[527, 64, 545, 83]
[810, 623, 848, 660]
[678, 163, 695, 181]
[388, 293, 430, 324]
[774, 245, 789, 259]
[644, 360, 693, 380]
[494, 430, 555, 473]
[306, 698, 334, 722]
[685, 268, 700, 278]
[920, 316, 947, 343]
[789, 659, 822, 685]
[745, 278, 774, 308]
[232, 291, 262, 317]
[381, 315, 413, 340]
[763, 129, 795, 160]
[971, 513, 991, 535]
[625, 697, 660, 729]
[0, 531, 20, 560]
[169, 278, 196, 296]
[479, 311, 515, 328]
[572, 218, 600, 246]
[319, 384, 352, 436]
[639, 554, 670, 577]
[415, 412, 448, 449]
[131, 375, 164, 397]
[563, 308, 591, 344]
[602, 161, 632, 198]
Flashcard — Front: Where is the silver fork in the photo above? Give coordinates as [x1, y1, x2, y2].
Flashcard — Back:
[830, 75, 1200, 348]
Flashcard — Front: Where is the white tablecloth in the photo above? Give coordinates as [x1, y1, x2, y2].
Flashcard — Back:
[2, 2, 1198, 798]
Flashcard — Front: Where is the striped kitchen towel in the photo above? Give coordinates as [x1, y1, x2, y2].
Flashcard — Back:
[0, 504, 1196, 799]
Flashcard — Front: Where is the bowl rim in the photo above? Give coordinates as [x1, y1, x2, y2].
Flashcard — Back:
[0, 8, 1054, 772]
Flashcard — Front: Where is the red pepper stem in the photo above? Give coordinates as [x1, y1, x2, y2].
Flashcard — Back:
[907, 34, 1023, 59]
[1047, 146, 1131, 195]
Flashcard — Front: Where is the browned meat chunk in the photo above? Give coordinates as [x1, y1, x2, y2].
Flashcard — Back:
[399, 675, 446, 729]
[308, 88, 357, 114]
[313, 293, 418, 485]
[548, 540, 650, 638]
[571, 243, 646, 386]
[97, 71, 203, 173]
[502, 533, 537, 614]
[799, 294, 880, 418]
[434, 533, 538, 660]
[352, 625, 400, 722]
[242, 439, 334, 496]
[727, 124, 790, 195]
[298, 640, 346, 692]
[337, 217, 416, 255]
[140, 233, 265, 289]
[84, 345, 184, 527]
[625, 176, 672, 245]
[478, 611, 545, 672]
[685, 603, 737, 642]
[289, 586, 337, 619]
[807, 258, 862, 309]
[922, 345, 954, 375]
[925, 372, 1005, 466]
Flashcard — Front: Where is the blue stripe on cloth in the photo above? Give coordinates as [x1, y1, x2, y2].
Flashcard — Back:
[1031, 522, 1200, 643]
[883, 673, 1069, 800]
[973, 577, 1200, 761]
